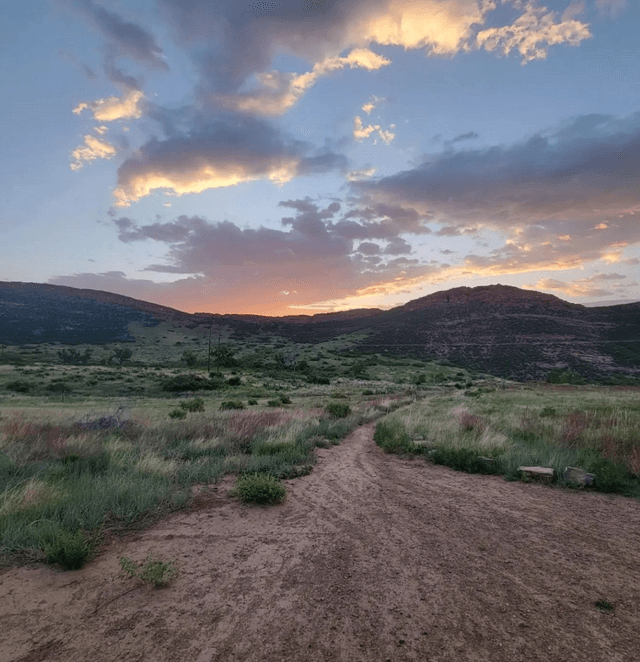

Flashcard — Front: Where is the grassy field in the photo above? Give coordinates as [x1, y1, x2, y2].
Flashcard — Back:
[1, 334, 453, 569]
[374, 384, 640, 497]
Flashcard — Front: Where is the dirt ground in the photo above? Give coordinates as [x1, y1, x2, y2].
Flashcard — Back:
[2, 423, 639, 662]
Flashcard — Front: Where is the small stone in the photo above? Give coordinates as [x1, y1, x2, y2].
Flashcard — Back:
[518, 466, 554, 482]
[564, 466, 595, 486]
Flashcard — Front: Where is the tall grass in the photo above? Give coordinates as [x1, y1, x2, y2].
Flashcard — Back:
[376, 388, 640, 496]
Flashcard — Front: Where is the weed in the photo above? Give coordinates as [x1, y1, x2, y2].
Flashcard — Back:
[168, 408, 187, 419]
[374, 420, 421, 455]
[230, 473, 287, 505]
[594, 600, 615, 614]
[119, 555, 177, 588]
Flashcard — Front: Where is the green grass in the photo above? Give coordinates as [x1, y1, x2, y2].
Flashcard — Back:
[375, 386, 640, 497]
[120, 554, 178, 588]
[230, 473, 287, 505]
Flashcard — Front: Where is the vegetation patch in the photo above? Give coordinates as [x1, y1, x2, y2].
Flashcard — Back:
[120, 554, 177, 588]
[230, 473, 287, 505]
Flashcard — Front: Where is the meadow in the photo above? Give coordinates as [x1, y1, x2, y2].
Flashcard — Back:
[2, 324, 639, 572]
[374, 384, 640, 497]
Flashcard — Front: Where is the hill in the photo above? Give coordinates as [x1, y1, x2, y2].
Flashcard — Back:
[0, 280, 638, 382]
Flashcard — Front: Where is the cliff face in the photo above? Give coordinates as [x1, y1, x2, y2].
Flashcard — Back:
[1, 281, 638, 381]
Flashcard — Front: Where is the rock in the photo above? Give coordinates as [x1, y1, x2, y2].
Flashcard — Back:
[564, 466, 595, 486]
[518, 466, 554, 482]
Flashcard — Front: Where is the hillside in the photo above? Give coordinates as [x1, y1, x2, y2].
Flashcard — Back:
[0, 280, 638, 382]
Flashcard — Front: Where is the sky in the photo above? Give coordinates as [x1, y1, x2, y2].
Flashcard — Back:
[1, 0, 639, 315]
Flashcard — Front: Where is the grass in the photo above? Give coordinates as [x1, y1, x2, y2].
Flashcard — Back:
[374, 386, 640, 497]
[230, 473, 287, 505]
[120, 554, 178, 588]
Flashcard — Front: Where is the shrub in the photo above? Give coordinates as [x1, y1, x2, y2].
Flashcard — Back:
[162, 374, 217, 392]
[308, 374, 330, 385]
[247, 398, 258, 405]
[5, 380, 31, 393]
[44, 529, 90, 570]
[179, 398, 205, 413]
[220, 400, 245, 410]
[119, 555, 177, 588]
[362, 389, 374, 396]
[168, 408, 187, 419]
[267, 399, 281, 407]
[325, 402, 351, 418]
[374, 420, 420, 454]
[430, 447, 502, 475]
[279, 395, 292, 405]
[230, 473, 287, 505]
[227, 376, 241, 386]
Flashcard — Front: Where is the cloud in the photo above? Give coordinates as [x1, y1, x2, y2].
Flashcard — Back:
[64, 0, 167, 70]
[67, 197, 438, 313]
[524, 272, 628, 298]
[70, 133, 117, 170]
[351, 111, 640, 275]
[111, 116, 347, 207]
[73, 89, 144, 122]
[353, 117, 396, 144]
[474, 0, 592, 64]
[450, 131, 478, 143]
[210, 48, 391, 116]
[347, 166, 377, 181]
[595, 0, 627, 18]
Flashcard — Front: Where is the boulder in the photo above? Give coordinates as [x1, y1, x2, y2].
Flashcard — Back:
[518, 466, 554, 483]
[563, 466, 595, 486]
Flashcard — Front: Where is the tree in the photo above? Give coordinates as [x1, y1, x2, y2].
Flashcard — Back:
[181, 349, 199, 368]
[210, 343, 236, 372]
[111, 347, 133, 365]
[58, 348, 93, 365]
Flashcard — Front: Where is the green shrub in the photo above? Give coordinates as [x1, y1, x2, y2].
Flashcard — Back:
[247, 398, 258, 405]
[119, 555, 177, 588]
[430, 447, 502, 475]
[162, 374, 218, 392]
[279, 395, 292, 405]
[325, 402, 351, 418]
[308, 374, 330, 385]
[227, 376, 241, 386]
[267, 399, 281, 407]
[179, 398, 205, 413]
[230, 473, 287, 505]
[362, 389, 374, 395]
[44, 529, 90, 570]
[374, 420, 420, 454]
[168, 408, 187, 419]
[5, 380, 31, 393]
[220, 400, 245, 410]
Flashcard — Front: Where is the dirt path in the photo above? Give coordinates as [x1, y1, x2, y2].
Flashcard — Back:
[2, 424, 640, 662]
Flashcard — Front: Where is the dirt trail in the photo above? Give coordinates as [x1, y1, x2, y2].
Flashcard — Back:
[2, 424, 640, 662]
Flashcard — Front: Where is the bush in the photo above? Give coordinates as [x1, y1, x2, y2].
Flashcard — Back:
[247, 398, 258, 405]
[162, 374, 218, 392]
[325, 402, 351, 418]
[227, 376, 241, 386]
[220, 400, 245, 410]
[374, 420, 423, 454]
[168, 408, 187, 419]
[430, 447, 502, 475]
[279, 395, 292, 405]
[5, 380, 31, 393]
[119, 555, 177, 588]
[179, 398, 205, 413]
[308, 374, 330, 385]
[267, 399, 281, 407]
[44, 529, 90, 570]
[230, 473, 287, 505]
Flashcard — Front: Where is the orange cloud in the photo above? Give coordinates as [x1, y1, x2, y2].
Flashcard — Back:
[353, 117, 396, 144]
[70, 134, 117, 171]
[73, 89, 144, 122]
[211, 48, 391, 116]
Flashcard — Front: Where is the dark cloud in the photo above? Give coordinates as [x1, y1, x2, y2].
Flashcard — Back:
[112, 115, 346, 206]
[103, 51, 142, 90]
[356, 242, 381, 255]
[68, 0, 168, 70]
[449, 131, 478, 143]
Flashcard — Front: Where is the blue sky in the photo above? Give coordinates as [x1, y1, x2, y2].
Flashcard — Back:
[1, 0, 638, 314]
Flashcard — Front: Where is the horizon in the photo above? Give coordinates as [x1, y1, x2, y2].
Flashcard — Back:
[2, 1, 639, 315]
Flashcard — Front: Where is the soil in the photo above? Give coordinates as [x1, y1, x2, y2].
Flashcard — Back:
[1, 423, 639, 662]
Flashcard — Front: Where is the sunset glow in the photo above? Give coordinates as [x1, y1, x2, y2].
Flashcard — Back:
[1, 0, 638, 314]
